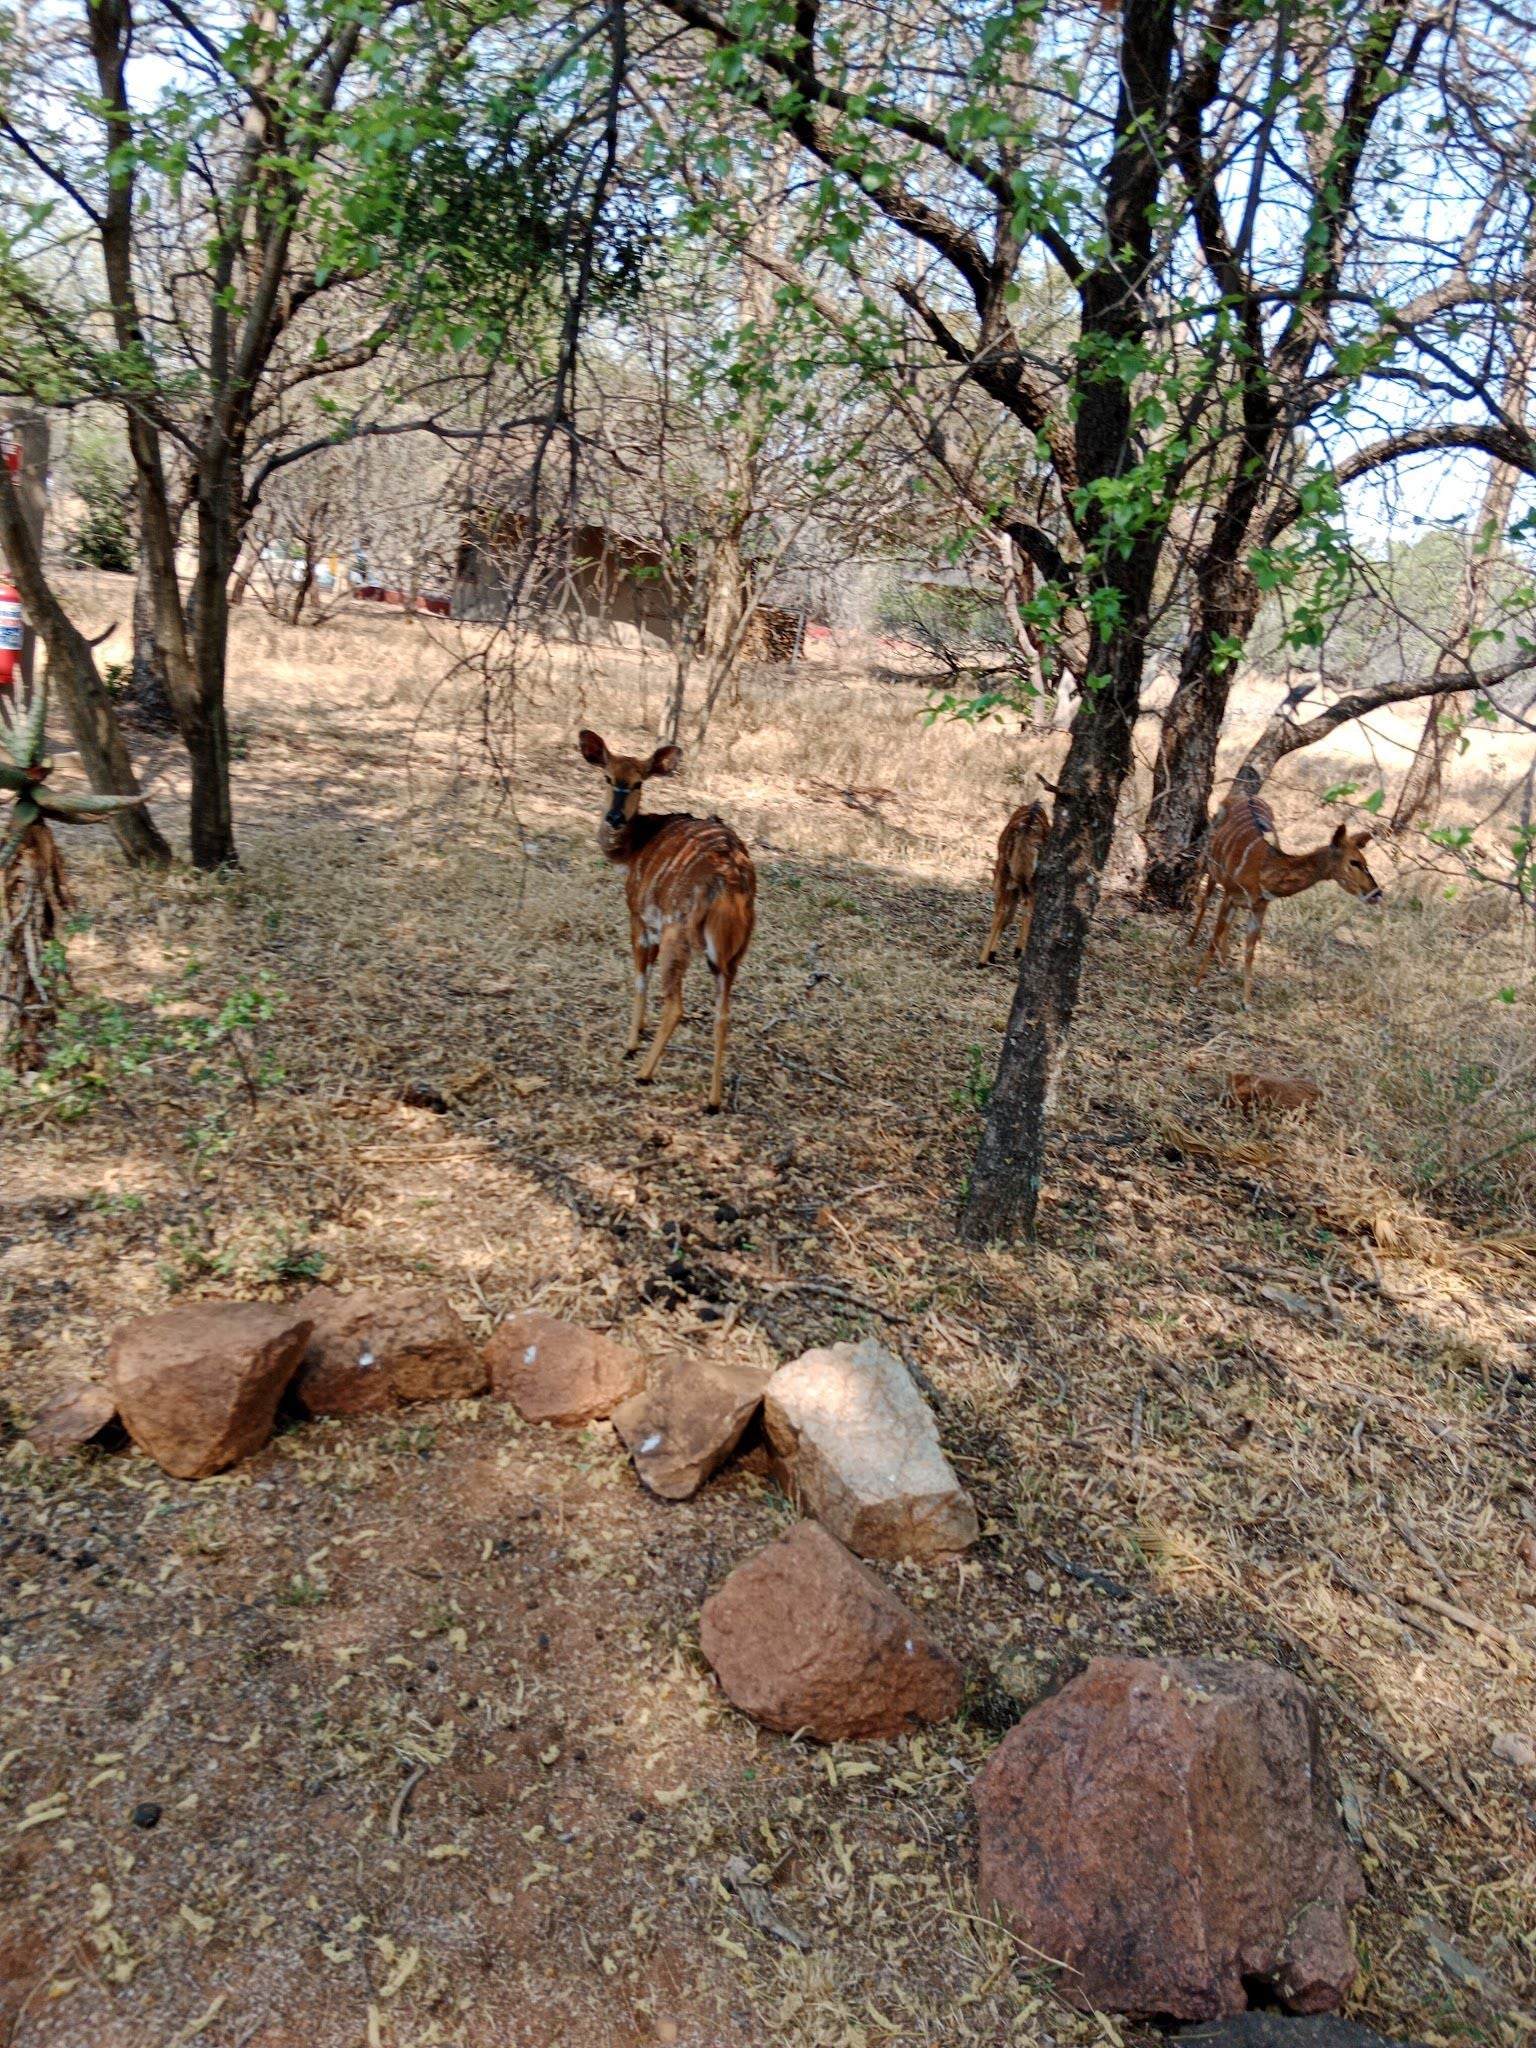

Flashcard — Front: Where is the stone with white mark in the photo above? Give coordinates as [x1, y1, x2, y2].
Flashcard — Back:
[290, 1286, 486, 1417]
[483, 1312, 646, 1426]
[612, 1356, 770, 1500]
[764, 1338, 978, 1560]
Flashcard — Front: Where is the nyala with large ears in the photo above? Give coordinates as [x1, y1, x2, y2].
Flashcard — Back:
[577, 729, 756, 1112]
[1190, 788, 1384, 1007]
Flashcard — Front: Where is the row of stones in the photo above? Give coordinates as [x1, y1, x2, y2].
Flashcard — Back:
[31, 1291, 1364, 2023]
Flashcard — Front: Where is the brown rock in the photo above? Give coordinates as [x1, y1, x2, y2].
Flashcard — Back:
[613, 1357, 769, 1499]
[107, 1301, 312, 1480]
[1226, 1072, 1322, 1115]
[975, 1656, 1364, 2019]
[699, 1521, 963, 1741]
[29, 1382, 119, 1454]
[484, 1312, 645, 1425]
[290, 1286, 486, 1417]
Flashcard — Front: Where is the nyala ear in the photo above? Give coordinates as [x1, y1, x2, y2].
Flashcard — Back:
[1330, 823, 1348, 847]
[648, 743, 682, 777]
[1354, 830, 1374, 848]
[578, 729, 608, 767]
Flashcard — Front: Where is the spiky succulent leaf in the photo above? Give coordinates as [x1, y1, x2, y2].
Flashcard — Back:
[37, 791, 148, 822]
[2, 680, 49, 770]
[0, 795, 40, 868]
[0, 761, 36, 792]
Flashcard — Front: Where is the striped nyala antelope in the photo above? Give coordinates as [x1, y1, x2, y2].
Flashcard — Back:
[978, 800, 1052, 967]
[578, 730, 756, 1113]
[1189, 788, 1383, 1006]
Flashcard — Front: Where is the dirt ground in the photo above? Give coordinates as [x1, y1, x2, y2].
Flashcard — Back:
[3, 575, 1536, 2048]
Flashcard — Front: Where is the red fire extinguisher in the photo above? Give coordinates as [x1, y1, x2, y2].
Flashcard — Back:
[0, 580, 21, 692]
[0, 440, 24, 689]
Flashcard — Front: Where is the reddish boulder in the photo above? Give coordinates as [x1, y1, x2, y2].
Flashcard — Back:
[29, 1382, 119, 1454]
[1227, 1072, 1322, 1115]
[290, 1286, 486, 1417]
[484, 1312, 645, 1425]
[107, 1301, 312, 1480]
[612, 1357, 770, 1499]
[974, 1657, 1363, 2019]
[699, 1521, 963, 1741]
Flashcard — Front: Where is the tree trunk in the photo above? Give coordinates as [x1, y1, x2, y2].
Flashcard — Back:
[959, 551, 1159, 1241]
[995, 532, 1045, 719]
[184, 482, 238, 871]
[700, 529, 747, 668]
[0, 458, 171, 869]
[131, 553, 176, 728]
[1140, 567, 1262, 908]
[1392, 693, 1461, 830]
[958, 0, 1175, 1243]
[1392, 415, 1529, 831]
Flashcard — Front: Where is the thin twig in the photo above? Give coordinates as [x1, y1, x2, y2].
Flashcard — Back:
[387, 1764, 428, 1842]
[759, 1277, 908, 1323]
[1392, 1515, 1460, 1597]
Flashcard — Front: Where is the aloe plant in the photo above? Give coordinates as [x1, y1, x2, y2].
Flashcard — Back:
[2, 678, 147, 1068]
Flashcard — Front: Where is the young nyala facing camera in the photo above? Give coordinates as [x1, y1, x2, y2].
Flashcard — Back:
[577, 730, 756, 1113]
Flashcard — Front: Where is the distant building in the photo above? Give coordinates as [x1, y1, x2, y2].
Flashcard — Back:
[451, 511, 802, 660]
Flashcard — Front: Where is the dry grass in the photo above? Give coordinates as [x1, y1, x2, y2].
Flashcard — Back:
[2, 574, 1535, 2047]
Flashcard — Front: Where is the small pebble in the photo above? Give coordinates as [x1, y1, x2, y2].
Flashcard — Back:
[130, 1802, 162, 1830]
[1024, 1569, 1045, 1594]
[1491, 1731, 1536, 1770]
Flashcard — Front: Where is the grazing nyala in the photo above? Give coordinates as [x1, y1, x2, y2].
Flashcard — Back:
[1189, 787, 1383, 1006]
[578, 729, 756, 1113]
[978, 799, 1051, 967]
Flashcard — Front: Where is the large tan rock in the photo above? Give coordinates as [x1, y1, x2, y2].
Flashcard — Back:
[764, 1338, 978, 1559]
[484, 1312, 645, 1425]
[290, 1286, 486, 1417]
[974, 1656, 1365, 2019]
[612, 1357, 770, 1499]
[106, 1302, 312, 1480]
[700, 1521, 963, 1741]
[29, 1382, 119, 1454]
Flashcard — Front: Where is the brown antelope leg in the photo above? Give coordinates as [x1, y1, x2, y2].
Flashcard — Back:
[1187, 874, 1213, 947]
[1217, 897, 1243, 965]
[635, 934, 687, 1085]
[705, 966, 735, 1113]
[978, 887, 1014, 967]
[625, 939, 657, 1056]
[1193, 891, 1233, 988]
[636, 991, 685, 1083]
[1013, 890, 1035, 958]
[1240, 907, 1266, 1008]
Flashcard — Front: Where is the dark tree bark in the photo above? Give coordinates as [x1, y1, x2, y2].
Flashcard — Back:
[959, 0, 1176, 1242]
[0, 460, 171, 868]
[130, 554, 176, 728]
[1142, 561, 1262, 907]
[961, 545, 1162, 1240]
